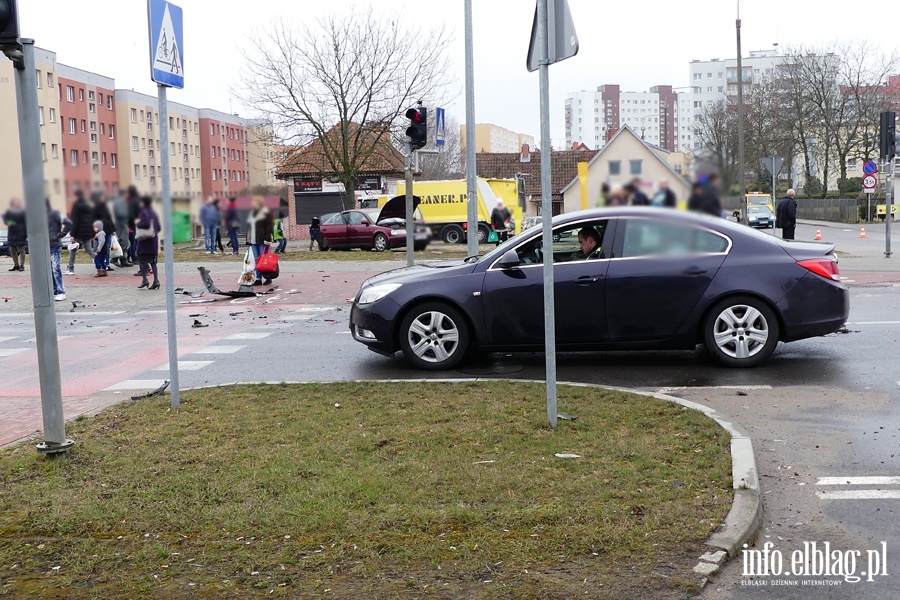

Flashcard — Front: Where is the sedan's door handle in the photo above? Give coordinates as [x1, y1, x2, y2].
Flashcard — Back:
[682, 267, 708, 276]
[574, 275, 599, 286]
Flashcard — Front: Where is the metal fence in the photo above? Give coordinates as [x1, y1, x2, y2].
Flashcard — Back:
[722, 196, 860, 223]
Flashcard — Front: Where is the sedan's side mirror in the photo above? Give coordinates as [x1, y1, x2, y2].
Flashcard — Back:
[498, 249, 521, 269]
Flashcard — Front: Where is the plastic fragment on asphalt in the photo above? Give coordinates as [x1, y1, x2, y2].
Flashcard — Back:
[554, 453, 581, 459]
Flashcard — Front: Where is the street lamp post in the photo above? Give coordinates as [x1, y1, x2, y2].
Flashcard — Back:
[736, 1, 747, 225]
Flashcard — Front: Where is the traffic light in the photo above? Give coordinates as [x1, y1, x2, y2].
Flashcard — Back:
[406, 106, 427, 150]
[0, 0, 20, 49]
[880, 111, 896, 161]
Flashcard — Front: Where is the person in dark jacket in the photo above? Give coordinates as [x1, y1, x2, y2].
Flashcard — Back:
[246, 196, 274, 285]
[225, 197, 240, 255]
[652, 180, 677, 208]
[625, 179, 650, 206]
[687, 174, 724, 218]
[48, 199, 72, 300]
[92, 192, 115, 271]
[2, 197, 27, 271]
[126, 185, 141, 265]
[111, 190, 131, 268]
[776, 189, 798, 240]
[66, 190, 96, 274]
[136, 196, 161, 290]
[490, 201, 511, 245]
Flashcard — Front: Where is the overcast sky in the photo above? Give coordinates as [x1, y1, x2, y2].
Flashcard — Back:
[20, 0, 898, 145]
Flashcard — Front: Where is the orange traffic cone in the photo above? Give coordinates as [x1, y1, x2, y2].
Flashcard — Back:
[860, 226, 867, 239]
[815, 228, 822, 241]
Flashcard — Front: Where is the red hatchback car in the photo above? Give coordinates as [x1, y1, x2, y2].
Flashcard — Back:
[318, 196, 431, 252]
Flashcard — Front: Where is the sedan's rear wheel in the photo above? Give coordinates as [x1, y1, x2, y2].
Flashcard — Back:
[704, 296, 779, 367]
[373, 233, 389, 252]
[399, 302, 469, 370]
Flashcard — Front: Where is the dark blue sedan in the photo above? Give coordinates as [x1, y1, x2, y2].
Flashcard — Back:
[350, 208, 849, 370]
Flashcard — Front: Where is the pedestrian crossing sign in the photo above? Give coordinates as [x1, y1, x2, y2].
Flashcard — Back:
[148, 0, 184, 88]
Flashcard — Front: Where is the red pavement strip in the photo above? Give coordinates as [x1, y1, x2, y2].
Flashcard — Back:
[0, 269, 381, 447]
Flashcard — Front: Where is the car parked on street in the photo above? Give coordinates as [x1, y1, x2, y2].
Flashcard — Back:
[350, 207, 849, 370]
[0, 228, 8, 256]
[318, 196, 431, 252]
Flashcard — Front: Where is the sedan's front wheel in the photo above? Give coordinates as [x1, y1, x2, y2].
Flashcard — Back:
[399, 302, 469, 370]
[373, 233, 389, 252]
[703, 296, 779, 367]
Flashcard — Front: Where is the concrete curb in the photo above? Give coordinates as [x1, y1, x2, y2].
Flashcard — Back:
[5, 377, 762, 587]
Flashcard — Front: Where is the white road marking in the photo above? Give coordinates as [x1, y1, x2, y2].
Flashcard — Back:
[191, 345, 246, 354]
[1, 311, 125, 317]
[101, 319, 136, 324]
[293, 306, 338, 313]
[153, 361, 214, 371]
[816, 490, 900, 500]
[225, 332, 272, 340]
[136, 310, 168, 314]
[0, 336, 17, 343]
[816, 476, 900, 486]
[104, 379, 169, 391]
[24, 336, 71, 343]
[0, 348, 29, 357]
[845, 321, 900, 325]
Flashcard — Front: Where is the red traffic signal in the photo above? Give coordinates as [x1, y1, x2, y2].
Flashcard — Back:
[406, 106, 427, 150]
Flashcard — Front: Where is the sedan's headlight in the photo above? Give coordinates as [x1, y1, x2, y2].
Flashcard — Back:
[390, 229, 407, 236]
[357, 283, 402, 305]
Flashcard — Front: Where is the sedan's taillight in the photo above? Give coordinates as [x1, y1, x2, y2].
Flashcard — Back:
[797, 258, 841, 281]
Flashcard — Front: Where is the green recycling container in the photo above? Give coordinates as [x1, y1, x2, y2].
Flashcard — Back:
[171, 210, 193, 243]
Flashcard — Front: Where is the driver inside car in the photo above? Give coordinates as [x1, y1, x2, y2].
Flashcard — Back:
[570, 226, 602, 260]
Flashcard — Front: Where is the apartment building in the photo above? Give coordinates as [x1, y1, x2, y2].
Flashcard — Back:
[0, 48, 66, 211]
[1, 46, 276, 216]
[57, 64, 118, 200]
[688, 50, 781, 110]
[565, 85, 693, 153]
[460, 123, 536, 155]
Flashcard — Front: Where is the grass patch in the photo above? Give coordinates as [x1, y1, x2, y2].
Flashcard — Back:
[0, 382, 732, 599]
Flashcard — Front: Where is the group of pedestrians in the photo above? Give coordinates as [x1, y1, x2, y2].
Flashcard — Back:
[201, 196, 288, 256]
[64, 187, 162, 289]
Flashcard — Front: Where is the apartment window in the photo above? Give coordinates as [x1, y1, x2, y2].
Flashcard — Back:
[41, 143, 47, 161]
[51, 144, 58, 159]
[172, 167, 177, 179]
[89, 121, 96, 131]
[848, 158, 858, 170]
[718, 72, 724, 79]
[176, 117, 180, 128]
[66, 86, 74, 102]
[131, 136, 139, 151]
[142, 138, 147, 149]
[68, 118, 76, 134]
[101, 152, 107, 165]
[83, 150, 88, 163]
[80, 120, 86, 133]
[629, 160, 643, 175]
[99, 123, 105, 135]
[718, 86, 724, 93]
[109, 125, 115, 139]
[48, 108, 55, 123]
[707, 87, 712, 93]
[90, 134, 97, 143]
[35, 70, 41, 88]
[47, 72, 53, 88]
[608, 160, 621, 176]
[92, 164, 100, 174]
[143, 165, 148, 177]
[39, 106, 44, 125]
[98, 93, 103, 104]
[140, 110, 145, 122]
[134, 165, 140, 178]
[707, 72, 712, 78]
[78, 88, 84, 102]
[149, 149, 155, 159]
[111, 154, 117, 168]
[150, 166, 155, 175]
[130, 108, 137, 123]
[147, 122, 153, 132]
[693, 73, 700, 80]
[89, 103, 95, 113]
[212, 169, 217, 181]
[107, 96, 113, 110]
[169, 117, 174, 130]
[88, 90, 95, 101]
[150, 177, 156, 186]
[170, 141, 175, 155]
[91, 151, 98, 162]
[70, 150, 78, 166]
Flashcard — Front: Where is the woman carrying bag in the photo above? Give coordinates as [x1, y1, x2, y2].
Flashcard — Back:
[135, 197, 161, 290]
[246, 196, 274, 286]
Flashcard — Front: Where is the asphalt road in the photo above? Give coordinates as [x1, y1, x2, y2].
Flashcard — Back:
[2, 222, 900, 598]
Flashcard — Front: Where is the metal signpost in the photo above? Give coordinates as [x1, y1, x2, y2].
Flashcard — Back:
[885, 160, 893, 258]
[464, 0, 479, 258]
[405, 142, 414, 267]
[6, 38, 74, 454]
[148, 0, 184, 408]
[528, 0, 578, 428]
[864, 161, 878, 222]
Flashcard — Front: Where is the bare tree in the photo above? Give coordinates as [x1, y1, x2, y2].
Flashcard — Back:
[239, 9, 453, 209]
[417, 115, 462, 181]
[694, 100, 738, 189]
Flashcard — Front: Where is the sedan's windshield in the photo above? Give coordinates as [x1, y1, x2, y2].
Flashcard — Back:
[748, 206, 771, 214]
